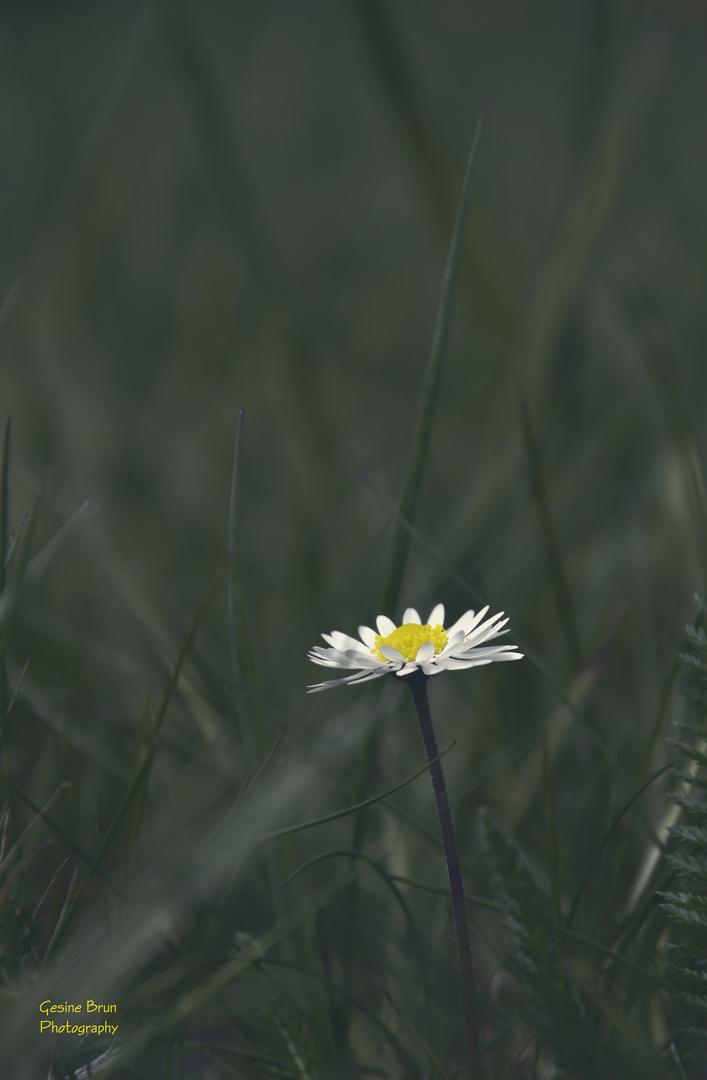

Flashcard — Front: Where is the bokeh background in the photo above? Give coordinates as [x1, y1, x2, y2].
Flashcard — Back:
[2, 0, 707, 1076]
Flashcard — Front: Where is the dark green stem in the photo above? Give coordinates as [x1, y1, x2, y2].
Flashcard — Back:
[405, 669, 480, 1079]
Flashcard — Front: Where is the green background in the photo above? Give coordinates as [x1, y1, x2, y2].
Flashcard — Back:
[1, 1, 706, 1076]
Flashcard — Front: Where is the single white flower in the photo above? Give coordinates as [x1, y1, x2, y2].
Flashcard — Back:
[307, 603, 523, 693]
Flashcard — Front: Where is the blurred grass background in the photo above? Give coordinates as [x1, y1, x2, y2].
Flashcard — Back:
[1, 0, 707, 1077]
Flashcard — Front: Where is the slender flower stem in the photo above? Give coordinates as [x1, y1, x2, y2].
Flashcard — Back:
[405, 668, 480, 1080]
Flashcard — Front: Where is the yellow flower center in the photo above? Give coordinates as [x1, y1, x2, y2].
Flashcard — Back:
[372, 622, 448, 663]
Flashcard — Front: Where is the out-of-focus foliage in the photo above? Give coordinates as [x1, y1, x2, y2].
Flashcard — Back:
[660, 609, 707, 1054]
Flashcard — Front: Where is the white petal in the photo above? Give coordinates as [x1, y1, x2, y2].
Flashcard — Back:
[327, 630, 370, 652]
[307, 668, 387, 693]
[440, 657, 494, 670]
[396, 662, 418, 676]
[440, 646, 523, 670]
[343, 639, 376, 658]
[456, 644, 519, 660]
[402, 607, 421, 624]
[345, 650, 381, 667]
[439, 628, 465, 656]
[464, 622, 509, 643]
[308, 648, 359, 669]
[477, 611, 506, 631]
[427, 603, 445, 626]
[380, 644, 405, 662]
[358, 625, 377, 648]
[376, 614, 397, 636]
[415, 640, 435, 662]
[446, 606, 489, 638]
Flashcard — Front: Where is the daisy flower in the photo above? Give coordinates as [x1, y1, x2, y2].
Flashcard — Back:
[307, 602, 522, 692]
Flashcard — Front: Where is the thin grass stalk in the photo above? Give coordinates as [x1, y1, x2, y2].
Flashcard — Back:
[261, 740, 455, 841]
[405, 669, 480, 1079]
[381, 109, 484, 616]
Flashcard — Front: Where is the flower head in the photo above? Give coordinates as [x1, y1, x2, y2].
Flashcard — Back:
[307, 603, 522, 693]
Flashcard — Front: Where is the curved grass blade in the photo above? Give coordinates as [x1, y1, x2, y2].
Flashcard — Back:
[566, 761, 673, 929]
[286, 848, 436, 1057]
[281, 847, 431, 1010]
[260, 740, 455, 841]
[236, 721, 287, 808]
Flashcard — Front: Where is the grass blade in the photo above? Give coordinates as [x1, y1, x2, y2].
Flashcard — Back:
[381, 109, 484, 616]
[261, 740, 455, 841]
[227, 408, 269, 772]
